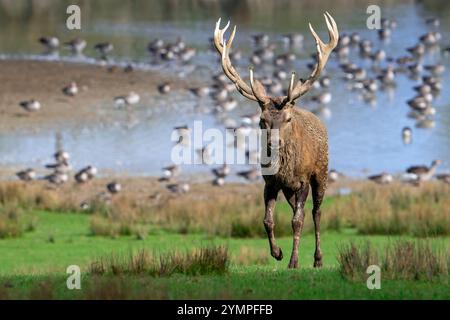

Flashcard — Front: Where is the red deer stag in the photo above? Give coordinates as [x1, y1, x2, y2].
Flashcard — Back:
[213, 13, 339, 268]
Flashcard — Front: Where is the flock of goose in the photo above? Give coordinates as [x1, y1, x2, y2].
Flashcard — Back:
[16, 146, 123, 204]
[14, 14, 450, 193]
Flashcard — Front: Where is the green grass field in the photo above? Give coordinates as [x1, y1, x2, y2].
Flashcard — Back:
[0, 210, 448, 299]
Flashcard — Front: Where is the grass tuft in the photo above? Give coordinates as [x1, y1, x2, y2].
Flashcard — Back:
[89, 245, 229, 277]
[339, 240, 448, 281]
[327, 183, 450, 236]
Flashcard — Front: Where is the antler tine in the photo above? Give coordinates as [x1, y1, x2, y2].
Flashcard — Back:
[221, 39, 238, 82]
[286, 72, 296, 101]
[309, 23, 323, 54]
[325, 12, 339, 47]
[287, 12, 339, 103]
[249, 66, 254, 86]
[214, 18, 230, 53]
[227, 25, 236, 51]
[213, 19, 258, 102]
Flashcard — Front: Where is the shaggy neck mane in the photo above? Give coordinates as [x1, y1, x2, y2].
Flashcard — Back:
[266, 114, 303, 178]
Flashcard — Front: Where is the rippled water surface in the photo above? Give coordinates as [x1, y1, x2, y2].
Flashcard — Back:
[0, 0, 449, 178]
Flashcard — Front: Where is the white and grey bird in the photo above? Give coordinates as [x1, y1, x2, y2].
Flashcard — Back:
[436, 173, 450, 184]
[179, 47, 196, 62]
[424, 64, 445, 76]
[74, 170, 89, 184]
[158, 82, 171, 94]
[189, 86, 211, 98]
[173, 125, 190, 146]
[16, 168, 36, 182]
[54, 150, 70, 164]
[237, 167, 259, 182]
[241, 113, 260, 126]
[62, 82, 78, 97]
[407, 96, 430, 112]
[196, 145, 213, 165]
[328, 169, 343, 183]
[218, 98, 237, 112]
[212, 164, 230, 178]
[415, 118, 435, 129]
[311, 92, 332, 105]
[45, 161, 71, 174]
[161, 165, 180, 180]
[377, 66, 396, 85]
[39, 36, 59, 51]
[407, 43, 425, 57]
[114, 92, 140, 106]
[406, 160, 441, 182]
[368, 172, 393, 185]
[378, 28, 391, 40]
[43, 172, 69, 185]
[167, 183, 190, 194]
[402, 127, 412, 145]
[282, 33, 304, 47]
[19, 99, 41, 113]
[64, 38, 87, 55]
[413, 84, 432, 96]
[75, 165, 97, 183]
[425, 17, 440, 28]
[107, 181, 122, 194]
[419, 31, 441, 46]
[85, 166, 98, 179]
[94, 42, 114, 57]
[148, 38, 164, 54]
[212, 177, 225, 187]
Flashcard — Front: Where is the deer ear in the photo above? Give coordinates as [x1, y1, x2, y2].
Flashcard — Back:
[282, 96, 295, 108]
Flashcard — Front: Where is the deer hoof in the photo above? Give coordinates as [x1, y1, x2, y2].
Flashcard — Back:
[272, 248, 283, 261]
[314, 259, 323, 268]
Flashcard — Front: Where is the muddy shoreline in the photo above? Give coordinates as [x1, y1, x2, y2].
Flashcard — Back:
[0, 59, 195, 133]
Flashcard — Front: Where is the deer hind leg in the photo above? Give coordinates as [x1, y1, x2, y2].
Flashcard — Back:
[311, 175, 326, 268]
[264, 184, 283, 261]
[283, 184, 309, 269]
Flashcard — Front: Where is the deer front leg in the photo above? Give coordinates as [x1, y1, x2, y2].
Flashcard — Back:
[284, 186, 309, 269]
[311, 175, 326, 268]
[263, 184, 282, 261]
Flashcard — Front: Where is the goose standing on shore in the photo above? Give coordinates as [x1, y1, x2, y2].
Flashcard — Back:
[19, 100, 41, 114]
[39, 36, 59, 52]
[158, 82, 171, 94]
[75, 166, 97, 184]
[94, 42, 114, 59]
[114, 92, 140, 107]
[406, 160, 441, 181]
[159, 165, 180, 182]
[328, 169, 344, 183]
[62, 82, 79, 97]
[16, 168, 36, 182]
[237, 167, 259, 182]
[64, 38, 87, 55]
[43, 172, 69, 185]
[368, 172, 393, 185]
[436, 173, 450, 184]
[167, 182, 190, 194]
[107, 182, 121, 194]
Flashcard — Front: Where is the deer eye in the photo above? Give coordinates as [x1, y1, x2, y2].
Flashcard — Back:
[286, 117, 292, 123]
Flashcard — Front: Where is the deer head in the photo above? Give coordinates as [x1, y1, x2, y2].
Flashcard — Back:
[213, 13, 339, 147]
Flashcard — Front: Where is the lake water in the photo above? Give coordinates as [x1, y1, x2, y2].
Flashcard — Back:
[0, 0, 449, 179]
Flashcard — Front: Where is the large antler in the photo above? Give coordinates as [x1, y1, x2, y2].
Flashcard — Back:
[286, 12, 339, 103]
[213, 19, 269, 103]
